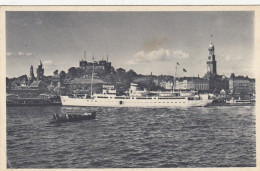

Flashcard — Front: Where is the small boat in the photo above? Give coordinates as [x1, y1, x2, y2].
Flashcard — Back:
[52, 111, 96, 122]
[226, 98, 254, 106]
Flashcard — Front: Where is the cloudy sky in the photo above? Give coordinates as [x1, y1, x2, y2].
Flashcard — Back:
[6, 11, 254, 78]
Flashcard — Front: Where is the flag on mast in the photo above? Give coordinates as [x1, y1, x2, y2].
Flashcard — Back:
[177, 62, 180, 65]
[183, 68, 187, 72]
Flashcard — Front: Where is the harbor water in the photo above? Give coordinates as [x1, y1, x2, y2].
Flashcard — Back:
[7, 106, 256, 168]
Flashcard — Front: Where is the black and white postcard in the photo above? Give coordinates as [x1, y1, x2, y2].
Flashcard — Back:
[0, 6, 259, 171]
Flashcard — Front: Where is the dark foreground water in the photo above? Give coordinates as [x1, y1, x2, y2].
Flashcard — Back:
[7, 106, 255, 168]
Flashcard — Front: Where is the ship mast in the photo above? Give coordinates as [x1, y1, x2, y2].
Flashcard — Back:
[90, 54, 95, 98]
[173, 62, 178, 91]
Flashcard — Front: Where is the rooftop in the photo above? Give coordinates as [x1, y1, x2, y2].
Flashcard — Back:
[67, 78, 106, 84]
[177, 77, 208, 82]
[30, 80, 47, 88]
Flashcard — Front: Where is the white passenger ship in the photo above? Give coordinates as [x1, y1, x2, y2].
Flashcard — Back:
[61, 83, 213, 108]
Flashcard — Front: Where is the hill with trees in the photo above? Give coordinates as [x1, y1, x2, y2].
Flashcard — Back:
[7, 65, 174, 95]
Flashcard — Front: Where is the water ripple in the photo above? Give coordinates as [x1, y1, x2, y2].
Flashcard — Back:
[7, 106, 256, 168]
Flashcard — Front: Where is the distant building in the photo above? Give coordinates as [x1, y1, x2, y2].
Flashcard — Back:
[249, 78, 255, 95]
[29, 80, 48, 90]
[37, 60, 44, 81]
[229, 73, 255, 99]
[63, 78, 106, 94]
[175, 77, 209, 91]
[151, 75, 174, 90]
[160, 80, 173, 90]
[7, 62, 48, 97]
[20, 77, 28, 87]
[209, 75, 229, 93]
[79, 54, 114, 73]
[47, 72, 63, 93]
[153, 78, 160, 86]
[9, 75, 28, 90]
[9, 79, 48, 98]
[51, 74, 61, 87]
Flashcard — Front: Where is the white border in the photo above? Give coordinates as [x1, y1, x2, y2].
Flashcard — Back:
[1, 5, 259, 171]
[1, 0, 260, 6]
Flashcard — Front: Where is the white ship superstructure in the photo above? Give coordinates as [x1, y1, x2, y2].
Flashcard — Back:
[61, 84, 213, 108]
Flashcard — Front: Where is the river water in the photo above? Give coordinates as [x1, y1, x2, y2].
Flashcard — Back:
[7, 106, 256, 168]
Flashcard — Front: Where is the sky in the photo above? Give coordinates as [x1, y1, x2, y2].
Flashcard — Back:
[6, 11, 254, 78]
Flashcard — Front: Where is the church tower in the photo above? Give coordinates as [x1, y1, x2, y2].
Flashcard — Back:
[37, 60, 44, 80]
[28, 65, 35, 85]
[30, 65, 34, 80]
[206, 41, 217, 78]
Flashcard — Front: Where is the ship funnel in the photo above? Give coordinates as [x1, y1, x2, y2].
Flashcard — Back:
[129, 83, 138, 95]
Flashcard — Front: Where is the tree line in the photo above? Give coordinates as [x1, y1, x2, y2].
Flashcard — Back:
[7, 66, 174, 95]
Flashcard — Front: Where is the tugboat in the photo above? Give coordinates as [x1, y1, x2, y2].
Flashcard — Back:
[52, 111, 96, 123]
[226, 97, 254, 106]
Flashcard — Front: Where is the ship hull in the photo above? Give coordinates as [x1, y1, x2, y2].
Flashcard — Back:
[61, 96, 212, 108]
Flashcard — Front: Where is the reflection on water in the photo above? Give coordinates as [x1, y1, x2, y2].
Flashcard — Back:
[7, 106, 256, 168]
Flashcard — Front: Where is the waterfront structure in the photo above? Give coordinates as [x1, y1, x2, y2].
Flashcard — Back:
[175, 77, 209, 91]
[229, 73, 255, 99]
[6, 93, 19, 100]
[37, 60, 44, 81]
[8, 79, 48, 98]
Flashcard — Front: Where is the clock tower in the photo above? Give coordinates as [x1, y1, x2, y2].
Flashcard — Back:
[207, 41, 217, 78]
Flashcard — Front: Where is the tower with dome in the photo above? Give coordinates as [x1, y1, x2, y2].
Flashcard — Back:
[203, 37, 229, 93]
[206, 41, 217, 78]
